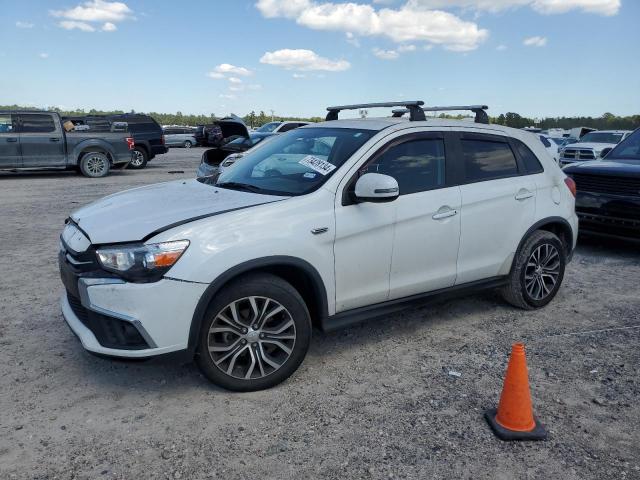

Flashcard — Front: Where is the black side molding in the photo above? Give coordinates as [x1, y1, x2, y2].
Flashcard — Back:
[321, 276, 508, 332]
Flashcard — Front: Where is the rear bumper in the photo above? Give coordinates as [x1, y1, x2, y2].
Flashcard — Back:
[60, 276, 207, 358]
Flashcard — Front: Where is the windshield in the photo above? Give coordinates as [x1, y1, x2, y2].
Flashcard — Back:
[256, 122, 281, 133]
[580, 132, 624, 144]
[606, 129, 640, 160]
[215, 127, 375, 196]
[551, 138, 565, 145]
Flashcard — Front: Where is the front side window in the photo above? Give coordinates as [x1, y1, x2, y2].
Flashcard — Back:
[461, 138, 519, 182]
[20, 114, 55, 133]
[213, 128, 375, 196]
[0, 114, 13, 133]
[362, 138, 446, 195]
[607, 129, 640, 160]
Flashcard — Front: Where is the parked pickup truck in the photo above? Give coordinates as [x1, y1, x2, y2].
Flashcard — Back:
[0, 111, 134, 177]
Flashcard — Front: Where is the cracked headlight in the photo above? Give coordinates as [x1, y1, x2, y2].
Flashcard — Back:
[96, 240, 189, 282]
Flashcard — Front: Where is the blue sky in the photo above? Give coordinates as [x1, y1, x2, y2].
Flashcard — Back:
[1, 0, 638, 118]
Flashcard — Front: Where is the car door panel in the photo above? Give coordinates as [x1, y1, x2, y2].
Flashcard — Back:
[0, 114, 20, 168]
[18, 113, 66, 167]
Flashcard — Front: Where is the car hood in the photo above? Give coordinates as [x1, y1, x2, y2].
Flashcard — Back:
[565, 142, 616, 151]
[70, 179, 287, 244]
[564, 159, 640, 177]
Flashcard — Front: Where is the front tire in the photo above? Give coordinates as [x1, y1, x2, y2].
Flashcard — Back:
[128, 147, 148, 169]
[196, 274, 311, 391]
[501, 230, 566, 310]
[183, 140, 193, 149]
[79, 152, 110, 178]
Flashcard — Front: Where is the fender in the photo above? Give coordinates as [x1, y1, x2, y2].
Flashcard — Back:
[515, 216, 575, 265]
[71, 138, 117, 164]
[186, 256, 329, 356]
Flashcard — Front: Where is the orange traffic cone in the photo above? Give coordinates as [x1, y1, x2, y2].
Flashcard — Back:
[485, 343, 547, 441]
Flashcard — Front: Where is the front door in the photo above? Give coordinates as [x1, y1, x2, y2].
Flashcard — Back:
[0, 113, 20, 168]
[17, 113, 66, 167]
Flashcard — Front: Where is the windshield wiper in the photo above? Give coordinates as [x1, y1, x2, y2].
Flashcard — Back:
[216, 181, 264, 193]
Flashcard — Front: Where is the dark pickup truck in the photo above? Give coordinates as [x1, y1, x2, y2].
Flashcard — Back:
[0, 111, 134, 178]
[564, 127, 640, 241]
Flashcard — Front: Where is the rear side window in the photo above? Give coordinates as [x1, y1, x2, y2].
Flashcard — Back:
[539, 135, 551, 148]
[364, 138, 446, 195]
[20, 114, 56, 133]
[514, 140, 544, 174]
[461, 139, 518, 182]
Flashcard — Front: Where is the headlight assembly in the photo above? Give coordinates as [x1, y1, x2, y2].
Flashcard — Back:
[96, 240, 189, 282]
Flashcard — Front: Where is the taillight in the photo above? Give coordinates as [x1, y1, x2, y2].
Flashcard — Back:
[564, 177, 576, 197]
[126, 137, 135, 150]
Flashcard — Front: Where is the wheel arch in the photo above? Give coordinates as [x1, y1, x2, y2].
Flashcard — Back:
[186, 256, 329, 356]
[73, 140, 116, 165]
[516, 217, 575, 262]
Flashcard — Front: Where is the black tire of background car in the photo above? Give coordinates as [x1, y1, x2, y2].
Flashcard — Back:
[501, 230, 566, 310]
[79, 151, 111, 178]
[195, 273, 312, 391]
[128, 147, 148, 169]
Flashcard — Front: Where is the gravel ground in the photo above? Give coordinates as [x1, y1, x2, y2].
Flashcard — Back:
[1, 148, 639, 480]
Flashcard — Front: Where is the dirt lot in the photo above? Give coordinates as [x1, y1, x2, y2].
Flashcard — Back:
[0, 148, 638, 480]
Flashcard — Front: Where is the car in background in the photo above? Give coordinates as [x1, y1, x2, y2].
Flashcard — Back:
[539, 135, 560, 162]
[196, 131, 277, 178]
[1, 110, 133, 177]
[255, 121, 310, 133]
[564, 128, 640, 241]
[559, 130, 632, 167]
[63, 113, 168, 170]
[163, 126, 197, 148]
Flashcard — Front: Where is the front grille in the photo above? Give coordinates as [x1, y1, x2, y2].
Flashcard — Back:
[577, 212, 640, 239]
[66, 292, 149, 350]
[572, 174, 640, 197]
[562, 148, 596, 160]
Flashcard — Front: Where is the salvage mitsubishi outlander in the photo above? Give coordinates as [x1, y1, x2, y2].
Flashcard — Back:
[59, 101, 579, 391]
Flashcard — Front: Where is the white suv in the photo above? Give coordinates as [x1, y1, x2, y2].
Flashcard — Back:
[59, 101, 579, 391]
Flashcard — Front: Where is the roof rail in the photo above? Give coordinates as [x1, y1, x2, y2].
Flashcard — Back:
[326, 101, 426, 122]
[392, 105, 489, 124]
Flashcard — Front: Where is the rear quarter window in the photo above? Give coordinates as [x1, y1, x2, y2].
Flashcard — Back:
[514, 139, 544, 174]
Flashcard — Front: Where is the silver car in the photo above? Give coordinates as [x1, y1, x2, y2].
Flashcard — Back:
[163, 127, 198, 148]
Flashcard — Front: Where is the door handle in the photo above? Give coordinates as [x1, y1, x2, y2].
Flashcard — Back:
[50, 137, 61, 142]
[6, 137, 18, 143]
[432, 208, 458, 220]
[515, 189, 535, 201]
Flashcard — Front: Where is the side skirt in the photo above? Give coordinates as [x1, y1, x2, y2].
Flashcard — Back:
[321, 276, 508, 332]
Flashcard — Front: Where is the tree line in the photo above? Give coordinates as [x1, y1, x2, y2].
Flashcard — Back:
[2, 105, 638, 130]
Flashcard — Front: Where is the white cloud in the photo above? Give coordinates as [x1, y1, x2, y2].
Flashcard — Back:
[227, 77, 243, 84]
[260, 49, 350, 71]
[219, 94, 237, 99]
[496, 44, 508, 50]
[51, 0, 132, 32]
[16, 21, 34, 28]
[39, 53, 50, 59]
[214, 63, 253, 76]
[373, 48, 399, 60]
[256, 0, 489, 51]
[207, 72, 225, 79]
[523, 35, 547, 46]
[398, 44, 416, 52]
[58, 20, 96, 31]
[292, 73, 307, 78]
[403, 0, 620, 15]
[51, 0, 133, 22]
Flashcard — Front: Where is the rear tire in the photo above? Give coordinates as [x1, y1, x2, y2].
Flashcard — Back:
[128, 147, 148, 169]
[195, 274, 311, 391]
[501, 230, 566, 310]
[79, 152, 110, 178]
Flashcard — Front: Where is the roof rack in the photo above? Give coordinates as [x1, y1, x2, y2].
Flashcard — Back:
[326, 101, 426, 122]
[392, 105, 489, 124]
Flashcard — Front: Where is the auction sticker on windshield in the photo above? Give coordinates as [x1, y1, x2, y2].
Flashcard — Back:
[298, 155, 336, 175]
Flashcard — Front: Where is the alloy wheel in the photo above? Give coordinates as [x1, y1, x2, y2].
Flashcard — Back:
[86, 155, 107, 176]
[524, 243, 560, 300]
[207, 296, 296, 380]
[131, 151, 144, 167]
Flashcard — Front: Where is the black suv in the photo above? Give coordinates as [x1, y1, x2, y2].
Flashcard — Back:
[63, 114, 168, 169]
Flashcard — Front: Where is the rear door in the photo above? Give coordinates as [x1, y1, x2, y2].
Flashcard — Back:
[17, 113, 66, 167]
[0, 113, 20, 168]
[453, 131, 536, 284]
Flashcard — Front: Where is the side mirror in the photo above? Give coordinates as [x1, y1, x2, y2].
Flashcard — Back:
[354, 173, 399, 203]
[600, 147, 612, 158]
